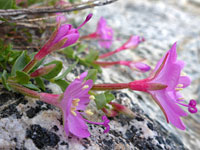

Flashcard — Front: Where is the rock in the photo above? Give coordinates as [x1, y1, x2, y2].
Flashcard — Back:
[0, 0, 200, 150]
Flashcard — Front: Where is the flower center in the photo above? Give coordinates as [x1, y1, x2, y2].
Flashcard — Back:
[70, 98, 80, 116]
[82, 84, 89, 89]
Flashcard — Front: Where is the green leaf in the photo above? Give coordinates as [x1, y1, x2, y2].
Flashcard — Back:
[16, 71, 30, 84]
[35, 77, 45, 91]
[53, 79, 69, 92]
[77, 44, 87, 54]
[84, 50, 99, 63]
[11, 51, 31, 76]
[1, 70, 11, 90]
[104, 91, 115, 103]
[90, 63, 102, 73]
[42, 60, 63, 80]
[94, 93, 107, 109]
[62, 47, 75, 59]
[84, 69, 97, 82]
[23, 83, 41, 91]
[0, 0, 15, 9]
[55, 60, 78, 80]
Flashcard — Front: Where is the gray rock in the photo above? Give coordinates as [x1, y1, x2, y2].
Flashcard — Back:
[0, 0, 200, 150]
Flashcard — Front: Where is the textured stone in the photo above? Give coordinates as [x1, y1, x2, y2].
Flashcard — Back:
[0, 0, 200, 149]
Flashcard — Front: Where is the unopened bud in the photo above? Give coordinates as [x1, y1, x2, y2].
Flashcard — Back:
[110, 102, 135, 118]
[30, 64, 56, 78]
[102, 108, 118, 117]
[130, 62, 151, 72]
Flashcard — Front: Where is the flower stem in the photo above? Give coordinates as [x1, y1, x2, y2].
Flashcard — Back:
[93, 61, 120, 67]
[92, 83, 129, 91]
[23, 58, 38, 73]
[99, 47, 124, 59]
[80, 32, 98, 40]
[10, 83, 40, 99]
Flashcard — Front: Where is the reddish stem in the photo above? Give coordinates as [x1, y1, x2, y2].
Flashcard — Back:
[92, 83, 129, 91]
[23, 58, 38, 73]
[99, 46, 124, 59]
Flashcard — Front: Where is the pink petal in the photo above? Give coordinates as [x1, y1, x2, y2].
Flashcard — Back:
[54, 24, 71, 43]
[151, 63, 181, 91]
[68, 114, 90, 138]
[150, 90, 187, 130]
[178, 76, 191, 88]
[61, 33, 79, 48]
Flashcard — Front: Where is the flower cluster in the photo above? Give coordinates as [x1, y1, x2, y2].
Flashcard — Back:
[92, 43, 198, 129]
[2, 10, 198, 140]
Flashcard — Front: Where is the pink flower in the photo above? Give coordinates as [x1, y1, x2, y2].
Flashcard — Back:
[81, 17, 113, 49]
[119, 61, 151, 73]
[121, 36, 145, 50]
[129, 43, 197, 129]
[34, 14, 92, 61]
[56, 13, 67, 24]
[56, 0, 69, 6]
[16, 0, 26, 4]
[94, 61, 151, 73]
[40, 72, 110, 138]
[99, 35, 144, 59]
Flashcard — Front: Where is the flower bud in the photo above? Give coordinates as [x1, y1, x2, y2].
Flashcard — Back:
[110, 102, 135, 118]
[30, 64, 56, 78]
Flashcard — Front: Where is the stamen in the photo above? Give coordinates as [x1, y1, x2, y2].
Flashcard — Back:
[181, 71, 187, 76]
[178, 97, 184, 100]
[89, 95, 95, 100]
[85, 109, 94, 115]
[82, 85, 89, 89]
[177, 84, 183, 88]
[72, 98, 80, 106]
[70, 107, 77, 116]
[175, 88, 183, 91]
[75, 76, 80, 79]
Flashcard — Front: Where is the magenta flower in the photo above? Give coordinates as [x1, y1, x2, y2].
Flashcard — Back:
[40, 72, 110, 138]
[81, 17, 113, 49]
[99, 35, 144, 59]
[34, 14, 92, 61]
[16, 0, 26, 4]
[94, 60, 151, 73]
[119, 61, 151, 73]
[56, 13, 67, 24]
[129, 43, 197, 129]
[121, 35, 145, 50]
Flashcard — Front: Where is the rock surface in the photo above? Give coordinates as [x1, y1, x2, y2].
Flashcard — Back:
[0, 0, 200, 150]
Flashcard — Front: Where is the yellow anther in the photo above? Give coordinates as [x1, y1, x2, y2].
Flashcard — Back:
[89, 95, 95, 100]
[72, 98, 80, 106]
[178, 97, 184, 100]
[76, 76, 80, 79]
[175, 88, 183, 91]
[181, 72, 187, 76]
[82, 85, 89, 89]
[177, 84, 183, 88]
[85, 109, 94, 116]
[70, 107, 77, 116]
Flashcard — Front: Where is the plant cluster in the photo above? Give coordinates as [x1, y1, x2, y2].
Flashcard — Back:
[0, 0, 198, 138]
